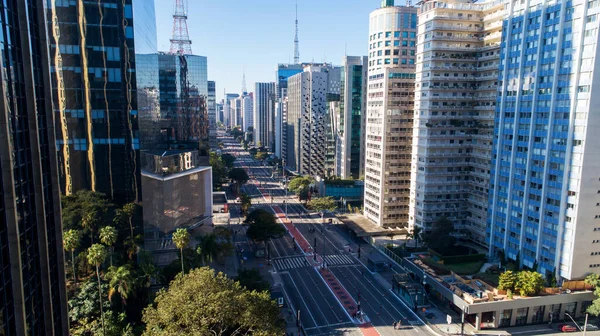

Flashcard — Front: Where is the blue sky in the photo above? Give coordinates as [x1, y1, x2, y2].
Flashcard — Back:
[154, 0, 382, 100]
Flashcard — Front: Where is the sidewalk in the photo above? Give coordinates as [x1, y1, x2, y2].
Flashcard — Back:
[357, 242, 476, 336]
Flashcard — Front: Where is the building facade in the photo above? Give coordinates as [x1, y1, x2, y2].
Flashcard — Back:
[2, 0, 69, 334]
[224, 93, 240, 128]
[364, 3, 418, 227]
[286, 65, 340, 176]
[242, 93, 254, 133]
[254, 82, 276, 148]
[489, 0, 600, 281]
[50, 0, 150, 203]
[157, 53, 209, 153]
[410, 0, 503, 245]
[208, 81, 217, 148]
[337, 56, 368, 179]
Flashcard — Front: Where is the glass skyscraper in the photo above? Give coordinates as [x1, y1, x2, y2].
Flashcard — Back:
[49, 0, 151, 203]
[489, 0, 600, 281]
[1, 0, 68, 334]
[156, 53, 209, 154]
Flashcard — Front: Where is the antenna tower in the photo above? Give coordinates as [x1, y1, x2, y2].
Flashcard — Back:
[294, 2, 300, 64]
[242, 71, 247, 94]
[170, 0, 192, 54]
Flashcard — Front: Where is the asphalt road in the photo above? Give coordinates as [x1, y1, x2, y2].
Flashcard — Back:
[220, 135, 426, 336]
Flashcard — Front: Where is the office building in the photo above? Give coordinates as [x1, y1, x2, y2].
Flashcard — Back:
[157, 53, 209, 153]
[50, 0, 153, 203]
[410, 0, 503, 245]
[208, 81, 217, 126]
[364, 2, 417, 227]
[489, 0, 600, 281]
[337, 56, 368, 179]
[216, 100, 224, 125]
[254, 83, 276, 148]
[1, 1, 69, 334]
[276, 64, 304, 99]
[275, 98, 285, 158]
[141, 150, 212, 263]
[286, 64, 340, 176]
[208, 81, 217, 148]
[242, 93, 254, 133]
[231, 96, 243, 129]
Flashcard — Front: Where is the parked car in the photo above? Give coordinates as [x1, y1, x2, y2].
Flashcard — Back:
[558, 324, 578, 332]
[585, 324, 599, 331]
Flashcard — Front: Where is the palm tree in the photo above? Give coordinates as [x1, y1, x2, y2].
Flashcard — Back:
[82, 209, 100, 243]
[87, 244, 108, 336]
[104, 265, 134, 305]
[387, 233, 395, 248]
[63, 229, 81, 284]
[99, 226, 118, 266]
[121, 203, 137, 241]
[172, 228, 190, 275]
[411, 226, 423, 247]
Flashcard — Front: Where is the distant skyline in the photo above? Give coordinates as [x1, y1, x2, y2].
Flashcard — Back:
[153, 0, 393, 100]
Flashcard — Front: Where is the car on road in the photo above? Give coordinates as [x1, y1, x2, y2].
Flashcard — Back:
[585, 324, 599, 331]
[558, 324, 578, 332]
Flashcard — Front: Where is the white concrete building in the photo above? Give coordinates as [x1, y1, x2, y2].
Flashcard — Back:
[286, 64, 340, 176]
[242, 93, 253, 133]
[410, 0, 503, 246]
[364, 3, 418, 227]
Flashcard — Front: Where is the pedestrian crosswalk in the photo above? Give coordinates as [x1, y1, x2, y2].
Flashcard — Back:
[273, 254, 356, 271]
[321, 254, 355, 267]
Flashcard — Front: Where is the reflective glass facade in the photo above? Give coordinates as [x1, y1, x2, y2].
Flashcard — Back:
[49, 0, 146, 203]
[1, 0, 68, 334]
[157, 53, 209, 154]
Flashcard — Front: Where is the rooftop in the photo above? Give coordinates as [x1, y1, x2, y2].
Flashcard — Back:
[337, 214, 408, 237]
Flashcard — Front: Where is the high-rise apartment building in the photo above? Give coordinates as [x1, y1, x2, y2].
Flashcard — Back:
[50, 0, 159, 203]
[286, 65, 340, 176]
[2, 1, 69, 334]
[364, 2, 417, 227]
[410, 0, 503, 245]
[208, 81, 217, 126]
[242, 93, 254, 133]
[231, 96, 243, 129]
[336, 56, 368, 179]
[224, 93, 240, 128]
[254, 83, 276, 148]
[489, 0, 600, 281]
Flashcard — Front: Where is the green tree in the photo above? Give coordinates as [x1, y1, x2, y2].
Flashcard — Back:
[229, 168, 249, 193]
[99, 226, 118, 266]
[288, 176, 314, 199]
[82, 209, 101, 244]
[210, 152, 227, 191]
[61, 190, 112, 234]
[410, 226, 423, 247]
[585, 274, 600, 316]
[422, 217, 456, 254]
[239, 193, 252, 215]
[498, 270, 517, 292]
[515, 270, 545, 297]
[172, 228, 191, 275]
[142, 267, 284, 336]
[235, 268, 271, 292]
[307, 196, 337, 222]
[255, 151, 269, 161]
[105, 265, 134, 306]
[245, 209, 286, 242]
[63, 229, 81, 284]
[87, 244, 108, 336]
[221, 153, 236, 168]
